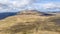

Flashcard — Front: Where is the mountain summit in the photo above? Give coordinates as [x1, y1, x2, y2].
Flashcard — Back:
[17, 10, 42, 15]
[17, 10, 53, 16]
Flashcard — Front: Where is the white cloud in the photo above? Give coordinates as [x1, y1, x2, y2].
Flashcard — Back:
[0, 0, 33, 7]
[0, 0, 60, 12]
[41, 3, 60, 9]
[0, 7, 3, 10]
[28, 2, 60, 11]
[42, 3, 55, 9]
[11, 0, 32, 7]
[0, 0, 34, 12]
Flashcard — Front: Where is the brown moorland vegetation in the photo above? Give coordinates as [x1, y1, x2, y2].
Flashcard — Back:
[0, 10, 60, 34]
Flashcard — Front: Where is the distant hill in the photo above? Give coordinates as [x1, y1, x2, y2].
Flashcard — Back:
[0, 12, 17, 20]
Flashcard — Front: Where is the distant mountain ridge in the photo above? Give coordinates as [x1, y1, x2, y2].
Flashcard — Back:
[0, 10, 53, 20]
[17, 10, 53, 16]
[0, 12, 17, 20]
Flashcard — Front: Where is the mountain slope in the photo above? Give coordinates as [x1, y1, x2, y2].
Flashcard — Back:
[0, 10, 60, 34]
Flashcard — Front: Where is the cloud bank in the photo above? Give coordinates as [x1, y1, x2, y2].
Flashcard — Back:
[0, 0, 34, 12]
[0, 0, 60, 12]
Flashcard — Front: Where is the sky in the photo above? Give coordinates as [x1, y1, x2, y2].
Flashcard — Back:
[0, 0, 60, 12]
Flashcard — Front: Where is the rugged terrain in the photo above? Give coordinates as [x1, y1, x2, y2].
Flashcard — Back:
[0, 10, 60, 34]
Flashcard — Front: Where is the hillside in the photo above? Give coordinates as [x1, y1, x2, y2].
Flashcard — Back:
[0, 10, 60, 34]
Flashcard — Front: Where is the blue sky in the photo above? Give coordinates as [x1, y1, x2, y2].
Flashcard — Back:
[0, 0, 60, 12]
